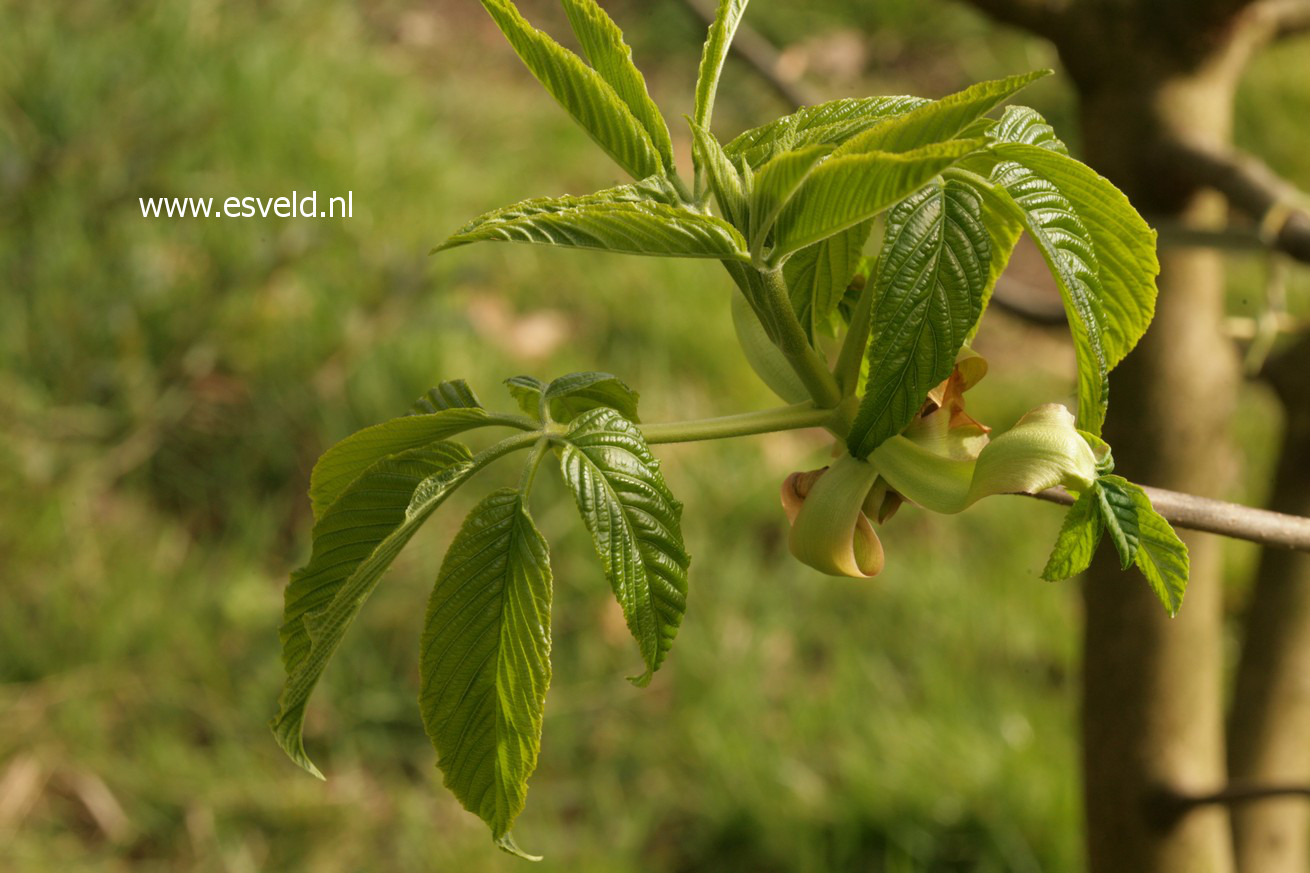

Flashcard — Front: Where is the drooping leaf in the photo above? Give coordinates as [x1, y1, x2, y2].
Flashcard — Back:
[730, 291, 810, 402]
[273, 443, 476, 776]
[308, 409, 490, 520]
[1041, 488, 1104, 581]
[1129, 486, 1188, 616]
[846, 179, 991, 458]
[436, 191, 749, 261]
[784, 221, 872, 339]
[419, 488, 552, 859]
[559, 407, 689, 685]
[410, 380, 483, 415]
[769, 138, 982, 263]
[544, 372, 640, 422]
[560, 0, 675, 172]
[980, 160, 1111, 433]
[1095, 475, 1141, 569]
[724, 95, 929, 167]
[749, 144, 834, 251]
[504, 375, 547, 419]
[991, 143, 1158, 368]
[694, 0, 750, 131]
[478, 0, 662, 179]
[689, 120, 747, 225]
[988, 105, 1068, 154]
[836, 71, 1049, 156]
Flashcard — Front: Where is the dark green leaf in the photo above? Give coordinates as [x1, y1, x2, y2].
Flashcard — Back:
[479, 0, 662, 179]
[963, 180, 1024, 342]
[694, 0, 750, 130]
[420, 488, 552, 859]
[846, 179, 991, 458]
[559, 407, 689, 685]
[1130, 486, 1188, 616]
[409, 380, 483, 415]
[308, 409, 490, 520]
[560, 0, 675, 172]
[273, 442, 476, 776]
[1095, 475, 1141, 569]
[1041, 488, 1104, 581]
[771, 138, 982, 262]
[545, 372, 640, 422]
[784, 221, 872, 339]
[724, 95, 929, 167]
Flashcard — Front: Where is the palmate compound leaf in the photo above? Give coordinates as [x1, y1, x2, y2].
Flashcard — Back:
[503, 372, 641, 423]
[846, 178, 991, 459]
[1129, 485, 1189, 616]
[435, 187, 748, 261]
[1095, 474, 1143, 570]
[559, 0, 675, 173]
[748, 143, 834, 250]
[478, 0, 662, 180]
[694, 0, 751, 131]
[273, 442, 476, 777]
[559, 407, 689, 685]
[724, 95, 930, 168]
[1041, 487, 1104, 581]
[308, 407, 490, 521]
[420, 488, 552, 859]
[784, 221, 873, 340]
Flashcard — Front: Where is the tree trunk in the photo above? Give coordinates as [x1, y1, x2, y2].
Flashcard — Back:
[1228, 337, 1310, 873]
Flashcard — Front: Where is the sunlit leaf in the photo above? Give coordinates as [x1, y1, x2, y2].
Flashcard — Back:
[1041, 488, 1103, 581]
[724, 95, 929, 167]
[694, 0, 750, 130]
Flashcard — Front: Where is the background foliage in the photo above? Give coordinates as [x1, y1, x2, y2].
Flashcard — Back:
[2, 0, 1307, 869]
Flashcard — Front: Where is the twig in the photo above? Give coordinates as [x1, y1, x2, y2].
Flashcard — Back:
[674, 0, 819, 109]
[1162, 139, 1310, 264]
[1031, 486, 1310, 552]
[1147, 782, 1310, 827]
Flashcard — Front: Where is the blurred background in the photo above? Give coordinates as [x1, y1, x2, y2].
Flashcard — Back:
[2, 1, 1308, 870]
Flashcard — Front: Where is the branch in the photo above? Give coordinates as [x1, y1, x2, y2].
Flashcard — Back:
[1163, 139, 1310, 263]
[1148, 783, 1310, 826]
[1253, 0, 1310, 39]
[674, 0, 819, 109]
[952, 0, 1069, 40]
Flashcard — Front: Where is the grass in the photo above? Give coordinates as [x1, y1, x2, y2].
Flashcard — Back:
[1, 1, 1305, 870]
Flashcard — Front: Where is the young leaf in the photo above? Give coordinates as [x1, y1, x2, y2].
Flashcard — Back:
[436, 194, 749, 261]
[559, 407, 690, 685]
[560, 0, 675, 172]
[689, 120, 747, 225]
[836, 71, 1050, 156]
[478, 0, 662, 180]
[1095, 475, 1142, 569]
[694, 0, 750, 131]
[1129, 486, 1188, 616]
[991, 143, 1158, 368]
[724, 95, 930, 167]
[410, 380, 482, 415]
[504, 375, 547, 420]
[769, 138, 982, 263]
[846, 179, 991, 459]
[784, 221, 872, 339]
[544, 372, 640, 422]
[749, 144, 834, 252]
[273, 443, 476, 777]
[419, 488, 552, 859]
[308, 409, 491, 520]
[979, 162, 1111, 433]
[1041, 488, 1104, 581]
[989, 105, 1068, 154]
[730, 290, 810, 402]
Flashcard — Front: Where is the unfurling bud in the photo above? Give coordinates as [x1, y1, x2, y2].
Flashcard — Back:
[782, 454, 884, 578]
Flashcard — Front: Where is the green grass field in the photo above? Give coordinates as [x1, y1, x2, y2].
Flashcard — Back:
[2, 1, 1305, 870]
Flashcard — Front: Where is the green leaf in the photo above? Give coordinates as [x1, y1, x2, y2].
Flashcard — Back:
[980, 159, 1111, 433]
[730, 290, 810, 402]
[846, 178, 991, 458]
[1129, 486, 1188, 616]
[694, 0, 750, 131]
[1095, 475, 1141, 569]
[963, 180, 1024, 343]
[436, 189, 749, 260]
[784, 221, 872, 340]
[409, 380, 482, 415]
[478, 0, 661, 179]
[749, 144, 834, 252]
[559, 407, 689, 685]
[504, 375, 547, 419]
[991, 143, 1158, 369]
[545, 372, 640, 422]
[724, 95, 929, 167]
[273, 442, 476, 777]
[560, 0, 675, 173]
[836, 71, 1049, 156]
[419, 488, 552, 859]
[988, 105, 1068, 154]
[770, 138, 982, 263]
[308, 409, 491, 520]
[689, 120, 747, 226]
[1041, 488, 1104, 581]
